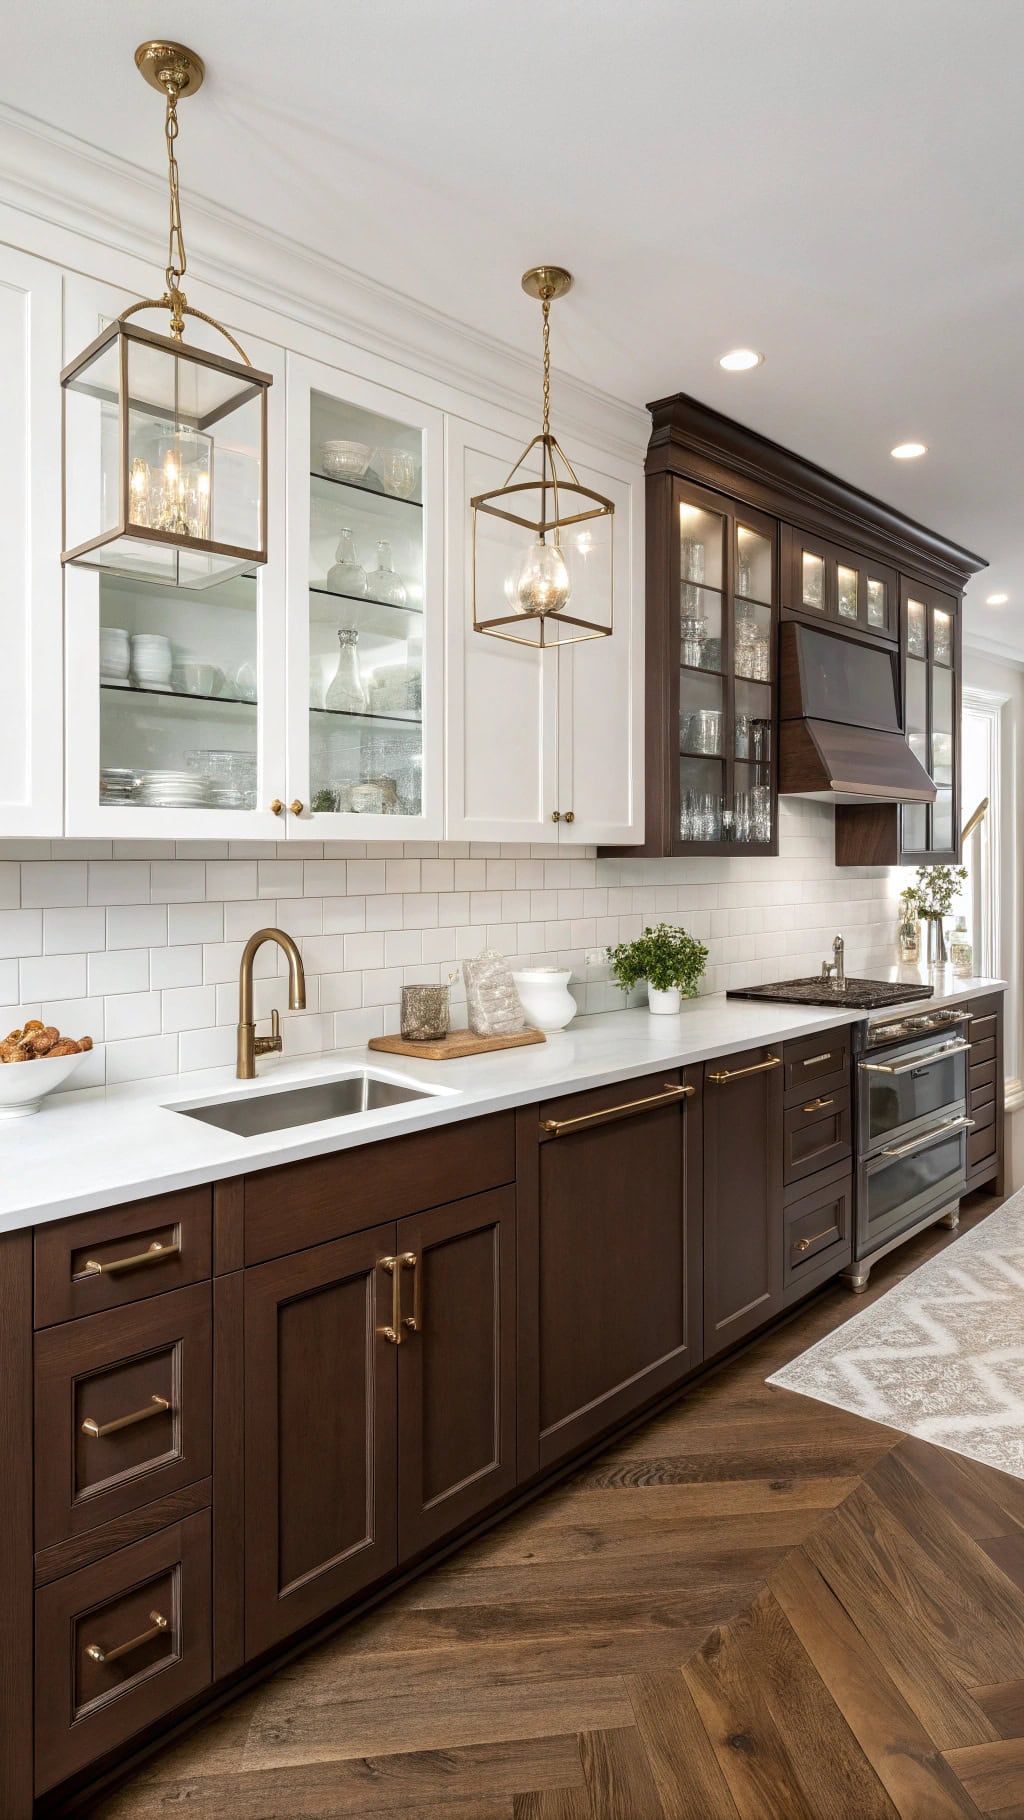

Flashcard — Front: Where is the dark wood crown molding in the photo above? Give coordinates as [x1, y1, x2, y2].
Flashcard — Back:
[647, 392, 987, 594]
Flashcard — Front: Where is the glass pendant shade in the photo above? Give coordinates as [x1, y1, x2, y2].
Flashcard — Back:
[62, 316, 271, 590]
[472, 431, 614, 648]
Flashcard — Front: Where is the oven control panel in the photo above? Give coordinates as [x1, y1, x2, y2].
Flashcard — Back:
[865, 1006, 969, 1051]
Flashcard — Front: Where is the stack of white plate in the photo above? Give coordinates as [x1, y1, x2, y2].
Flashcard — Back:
[135, 770, 213, 808]
[130, 633, 173, 692]
[99, 767, 138, 803]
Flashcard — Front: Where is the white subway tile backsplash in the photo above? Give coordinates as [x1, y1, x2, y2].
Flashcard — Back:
[43, 907, 107, 955]
[106, 905, 167, 950]
[20, 952, 87, 1001]
[0, 803, 899, 1086]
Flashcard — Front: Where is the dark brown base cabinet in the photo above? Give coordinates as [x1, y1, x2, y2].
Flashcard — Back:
[4, 1034, 996, 1813]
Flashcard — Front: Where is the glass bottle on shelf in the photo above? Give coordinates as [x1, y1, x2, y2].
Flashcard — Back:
[950, 916, 973, 978]
[366, 540, 407, 606]
[327, 528, 367, 596]
[325, 628, 367, 713]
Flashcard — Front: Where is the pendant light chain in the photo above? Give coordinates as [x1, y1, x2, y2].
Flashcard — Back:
[162, 72, 188, 338]
[541, 296, 551, 436]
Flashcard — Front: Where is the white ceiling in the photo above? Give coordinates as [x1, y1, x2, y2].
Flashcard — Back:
[6, 0, 1024, 650]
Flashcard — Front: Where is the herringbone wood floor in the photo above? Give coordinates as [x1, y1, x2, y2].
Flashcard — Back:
[84, 1191, 1024, 1820]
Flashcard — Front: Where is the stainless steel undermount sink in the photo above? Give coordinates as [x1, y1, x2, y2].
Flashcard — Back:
[172, 1072, 436, 1138]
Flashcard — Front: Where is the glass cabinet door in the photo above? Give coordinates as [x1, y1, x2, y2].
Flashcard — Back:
[286, 357, 443, 837]
[783, 528, 896, 640]
[676, 484, 776, 851]
[900, 581, 959, 861]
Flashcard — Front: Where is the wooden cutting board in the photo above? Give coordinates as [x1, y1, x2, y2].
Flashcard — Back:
[367, 1026, 546, 1061]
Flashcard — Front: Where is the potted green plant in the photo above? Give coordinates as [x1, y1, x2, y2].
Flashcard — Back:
[912, 864, 968, 967]
[606, 923, 709, 1015]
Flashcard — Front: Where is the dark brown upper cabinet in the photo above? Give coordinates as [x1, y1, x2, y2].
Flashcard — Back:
[781, 526, 897, 642]
[623, 392, 987, 865]
[899, 577, 961, 864]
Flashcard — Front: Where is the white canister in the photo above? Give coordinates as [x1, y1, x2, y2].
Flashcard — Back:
[511, 967, 576, 1032]
[647, 984, 682, 1015]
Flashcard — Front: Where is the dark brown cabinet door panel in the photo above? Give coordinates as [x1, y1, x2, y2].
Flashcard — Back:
[34, 1509, 211, 1793]
[34, 1284, 212, 1550]
[519, 1068, 702, 1475]
[782, 1169, 853, 1303]
[703, 1047, 784, 1357]
[783, 1095, 851, 1184]
[396, 1187, 516, 1560]
[244, 1224, 398, 1659]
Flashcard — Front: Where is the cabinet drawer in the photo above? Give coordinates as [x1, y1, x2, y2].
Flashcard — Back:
[244, 1112, 514, 1263]
[783, 1094, 851, 1184]
[35, 1186, 212, 1328]
[970, 1012, 998, 1046]
[783, 1171, 853, 1290]
[969, 1097, 996, 1139]
[782, 1030, 851, 1105]
[969, 1058, 996, 1101]
[971, 1035, 997, 1068]
[968, 1125, 998, 1171]
[35, 1510, 211, 1794]
[35, 1284, 212, 1550]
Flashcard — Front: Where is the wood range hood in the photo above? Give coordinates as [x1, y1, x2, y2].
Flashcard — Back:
[778, 620, 935, 806]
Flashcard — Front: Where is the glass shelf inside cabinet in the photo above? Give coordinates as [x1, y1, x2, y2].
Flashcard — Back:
[308, 391, 425, 817]
[98, 572, 258, 811]
[736, 525, 772, 608]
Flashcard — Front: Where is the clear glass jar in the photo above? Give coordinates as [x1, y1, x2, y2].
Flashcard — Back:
[326, 528, 366, 596]
[326, 628, 367, 713]
[950, 916, 973, 978]
[365, 540, 407, 606]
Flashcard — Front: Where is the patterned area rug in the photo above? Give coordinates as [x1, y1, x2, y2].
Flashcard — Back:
[769, 1190, 1024, 1480]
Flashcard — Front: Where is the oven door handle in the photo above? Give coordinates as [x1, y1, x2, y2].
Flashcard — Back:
[879, 1116, 975, 1159]
[860, 1039, 972, 1075]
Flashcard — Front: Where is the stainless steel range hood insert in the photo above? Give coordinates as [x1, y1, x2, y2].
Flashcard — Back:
[778, 621, 935, 806]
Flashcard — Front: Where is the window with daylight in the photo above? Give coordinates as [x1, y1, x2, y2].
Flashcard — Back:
[959, 689, 1003, 977]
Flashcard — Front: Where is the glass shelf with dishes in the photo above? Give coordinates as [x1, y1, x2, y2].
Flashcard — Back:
[296, 374, 440, 829]
[96, 571, 260, 813]
[674, 489, 778, 853]
[901, 581, 959, 862]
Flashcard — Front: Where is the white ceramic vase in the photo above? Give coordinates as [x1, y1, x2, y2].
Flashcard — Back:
[511, 967, 576, 1032]
[647, 984, 682, 1015]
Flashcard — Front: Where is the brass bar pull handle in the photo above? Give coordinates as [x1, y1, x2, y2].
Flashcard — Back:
[796, 1227, 836, 1254]
[708, 1055, 781, 1084]
[802, 1096, 834, 1113]
[880, 1116, 975, 1159]
[82, 1394, 170, 1439]
[380, 1255, 406, 1344]
[801, 1053, 834, 1068]
[860, 1040, 971, 1076]
[81, 1239, 180, 1278]
[541, 1082, 694, 1136]
[86, 1610, 168, 1666]
[400, 1251, 420, 1333]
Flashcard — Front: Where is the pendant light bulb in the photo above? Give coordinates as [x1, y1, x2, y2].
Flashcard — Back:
[513, 537, 572, 617]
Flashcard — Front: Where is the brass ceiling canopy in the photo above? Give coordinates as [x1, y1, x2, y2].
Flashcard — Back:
[60, 42, 272, 588]
[470, 266, 614, 649]
[134, 41, 205, 98]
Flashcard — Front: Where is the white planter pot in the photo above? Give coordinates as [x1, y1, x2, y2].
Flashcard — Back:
[647, 984, 682, 1015]
[511, 967, 577, 1032]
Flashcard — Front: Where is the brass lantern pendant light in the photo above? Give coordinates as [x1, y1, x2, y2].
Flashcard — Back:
[471, 267, 614, 647]
[61, 42, 272, 589]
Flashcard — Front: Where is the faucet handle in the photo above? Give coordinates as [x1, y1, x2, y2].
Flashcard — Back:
[253, 1008, 283, 1059]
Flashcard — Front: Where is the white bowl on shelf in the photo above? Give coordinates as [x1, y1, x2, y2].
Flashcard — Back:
[0, 1049, 86, 1117]
[319, 440, 372, 482]
[173, 664, 222, 697]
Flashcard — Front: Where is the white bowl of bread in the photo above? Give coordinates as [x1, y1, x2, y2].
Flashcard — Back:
[0, 1022, 94, 1116]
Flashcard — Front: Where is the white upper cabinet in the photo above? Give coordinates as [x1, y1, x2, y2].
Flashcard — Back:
[0, 246, 63, 836]
[0, 226, 643, 844]
[63, 274, 289, 839]
[284, 353, 444, 839]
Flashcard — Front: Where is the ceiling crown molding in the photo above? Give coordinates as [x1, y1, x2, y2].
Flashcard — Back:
[0, 101, 647, 463]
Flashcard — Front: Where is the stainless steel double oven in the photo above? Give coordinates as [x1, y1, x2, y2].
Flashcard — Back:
[846, 1007, 974, 1289]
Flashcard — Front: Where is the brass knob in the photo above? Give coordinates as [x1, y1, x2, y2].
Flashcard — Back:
[551, 810, 561, 823]
[290, 800, 304, 817]
[563, 810, 575, 824]
[270, 799, 283, 815]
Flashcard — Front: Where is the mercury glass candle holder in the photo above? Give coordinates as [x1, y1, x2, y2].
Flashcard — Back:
[400, 984, 450, 1042]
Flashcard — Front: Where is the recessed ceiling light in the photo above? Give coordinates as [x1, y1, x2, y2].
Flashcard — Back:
[890, 441, 927, 459]
[718, 348, 763, 372]
[986, 592, 1009, 606]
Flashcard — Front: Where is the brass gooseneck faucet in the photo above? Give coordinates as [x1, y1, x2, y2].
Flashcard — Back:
[237, 928, 306, 1079]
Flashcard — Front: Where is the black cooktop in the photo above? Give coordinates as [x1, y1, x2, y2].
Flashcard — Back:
[727, 977, 935, 1011]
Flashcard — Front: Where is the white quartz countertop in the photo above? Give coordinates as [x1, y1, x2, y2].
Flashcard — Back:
[0, 968, 1004, 1232]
